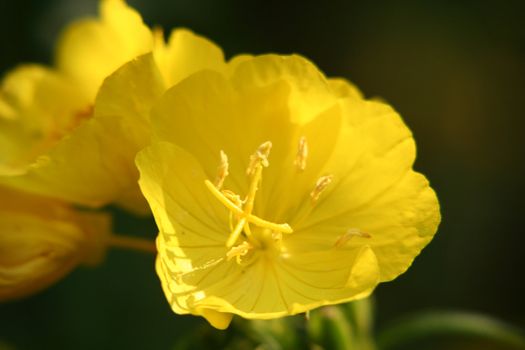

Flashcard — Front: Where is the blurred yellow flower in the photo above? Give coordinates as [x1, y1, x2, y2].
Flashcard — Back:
[0, 186, 111, 301]
[137, 55, 441, 329]
[0, 0, 225, 214]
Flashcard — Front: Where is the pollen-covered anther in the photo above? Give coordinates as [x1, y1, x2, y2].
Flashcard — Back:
[214, 150, 229, 189]
[310, 174, 334, 204]
[294, 136, 308, 172]
[246, 141, 272, 175]
[334, 228, 371, 248]
[226, 241, 253, 264]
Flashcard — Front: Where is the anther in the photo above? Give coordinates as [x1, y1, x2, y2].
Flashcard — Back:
[214, 150, 229, 189]
[334, 228, 371, 248]
[294, 136, 308, 171]
[310, 175, 334, 204]
[226, 241, 253, 264]
[247, 141, 272, 175]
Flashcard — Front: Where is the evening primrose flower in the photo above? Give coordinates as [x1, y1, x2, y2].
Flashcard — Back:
[0, 186, 111, 301]
[0, 0, 225, 213]
[137, 55, 441, 329]
[0, 0, 151, 176]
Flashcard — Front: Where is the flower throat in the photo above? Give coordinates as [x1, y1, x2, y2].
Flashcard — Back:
[205, 139, 340, 264]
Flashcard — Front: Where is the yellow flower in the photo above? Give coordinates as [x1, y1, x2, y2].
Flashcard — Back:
[0, 186, 111, 301]
[137, 55, 441, 329]
[0, 0, 225, 214]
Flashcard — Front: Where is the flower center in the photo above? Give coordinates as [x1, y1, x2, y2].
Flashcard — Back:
[205, 141, 293, 262]
[205, 138, 369, 264]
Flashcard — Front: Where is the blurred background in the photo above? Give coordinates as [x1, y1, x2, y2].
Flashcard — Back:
[1, 0, 524, 349]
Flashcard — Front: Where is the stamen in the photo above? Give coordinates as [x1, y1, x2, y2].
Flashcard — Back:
[222, 190, 241, 232]
[214, 150, 229, 189]
[226, 241, 253, 264]
[226, 217, 247, 248]
[294, 136, 308, 172]
[204, 141, 294, 253]
[310, 175, 334, 204]
[245, 142, 272, 215]
[241, 141, 273, 238]
[204, 180, 293, 234]
[334, 228, 371, 248]
[247, 141, 272, 175]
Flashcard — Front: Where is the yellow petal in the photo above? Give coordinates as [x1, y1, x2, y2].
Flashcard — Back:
[289, 99, 440, 281]
[218, 246, 378, 319]
[139, 142, 240, 320]
[256, 245, 379, 316]
[156, 238, 379, 321]
[229, 54, 337, 124]
[148, 62, 353, 223]
[199, 309, 233, 330]
[137, 141, 229, 245]
[138, 142, 379, 321]
[0, 65, 87, 174]
[149, 58, 337, 210]
[149, 69, 295, 198]
[154, 28, 226, 87]
[346, 172, 440, 281]
[328, 78, 363, 99]
[55, 0, 153, 100]
[2, 54, 164, 213]
[259, 104, 343, 221]
[0, 185, 71, 220]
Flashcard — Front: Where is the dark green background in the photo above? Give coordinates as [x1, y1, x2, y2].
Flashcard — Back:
[1, 0, 524, 349]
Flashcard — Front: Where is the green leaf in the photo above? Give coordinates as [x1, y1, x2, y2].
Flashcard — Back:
[377, 311, 525, 350]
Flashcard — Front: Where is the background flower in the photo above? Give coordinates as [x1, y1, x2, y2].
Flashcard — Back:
[0, 0, 226, 214]
[0, 186, 111, 301]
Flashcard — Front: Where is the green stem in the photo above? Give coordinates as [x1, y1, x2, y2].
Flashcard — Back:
[345, 298, 377, 350]
[377, 311, 525, 350]
[108, 234, 156, 254]
[320, 306, 355, 350]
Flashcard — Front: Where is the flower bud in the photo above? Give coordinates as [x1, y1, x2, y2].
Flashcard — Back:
[0, 186, 110, 301]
